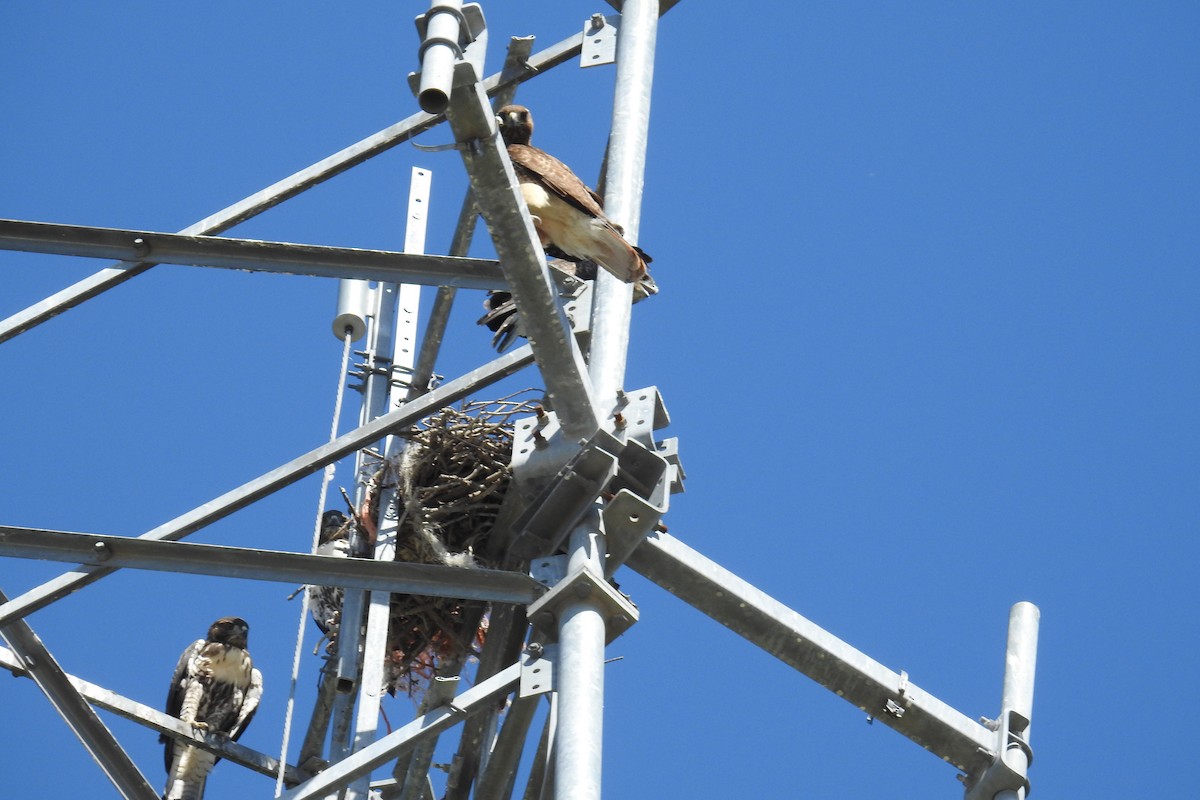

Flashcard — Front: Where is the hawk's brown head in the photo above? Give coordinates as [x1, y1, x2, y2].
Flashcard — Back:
[207, 617, 250, 650]
[496, 104, 533, 146]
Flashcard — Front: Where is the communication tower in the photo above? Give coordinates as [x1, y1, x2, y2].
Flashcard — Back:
[0, 3, 1038, 799]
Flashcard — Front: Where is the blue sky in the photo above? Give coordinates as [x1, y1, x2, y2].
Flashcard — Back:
[2, 2, 1197, 797]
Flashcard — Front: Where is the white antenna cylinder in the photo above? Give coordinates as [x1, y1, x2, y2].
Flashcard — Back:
[332, 279, 370, 341]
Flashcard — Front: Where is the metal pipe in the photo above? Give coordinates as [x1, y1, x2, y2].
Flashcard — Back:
[1002, 601, 1039, 734]
[0, 527, 544, 604]
[334, 279, 371, 341]
[625, 529, 996, 774]
[588, 0, 659, 403]
[410, 36, 539, 396]
[552, 516, 608, 800]
[994, 602, 1039, 800]
[0, 218, 506, 289]
[417, 0, 465, 114]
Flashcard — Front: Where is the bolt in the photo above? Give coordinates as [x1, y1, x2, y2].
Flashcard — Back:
[526, 642, 544, 656]
[654, 522, 669, 534]
[132, 237, 150, 258]
[591, 13, 606, 28]
[535, 405, 546, 419]
[93, 540, 112, 561]
[613, 412, 626, 429]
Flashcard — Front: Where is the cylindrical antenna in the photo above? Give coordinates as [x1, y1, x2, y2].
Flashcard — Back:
[416, 0, 465, 114]
[332, 279, 370, 341]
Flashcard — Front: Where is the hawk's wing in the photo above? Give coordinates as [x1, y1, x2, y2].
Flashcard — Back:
[231, 667, 263, 742]
[507, 144, 608, 221]
[161, 639, 203, 772]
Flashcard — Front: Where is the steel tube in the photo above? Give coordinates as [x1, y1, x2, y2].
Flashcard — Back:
[416, 0, 465, 114]
[0, 526, 544, 604]
[626, 529, 996, 774]
[552, 519, 608, 800]
[588, 0, 659, 402]
[995, 602, 1039, 800]
[0, 345, 535, 626]
[1002, 601, 1039, 733]
[0, 219, 506, 290]
[410, 35, 539, 396]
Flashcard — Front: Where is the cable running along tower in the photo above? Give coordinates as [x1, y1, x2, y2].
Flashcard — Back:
[0, 3, 1039, 799]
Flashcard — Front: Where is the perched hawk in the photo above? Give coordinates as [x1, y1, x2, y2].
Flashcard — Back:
[482, 104, 658, 351]
[496, 104, 652, 283]
[162, 617, 262, 800]
[307, 509, 352, 645]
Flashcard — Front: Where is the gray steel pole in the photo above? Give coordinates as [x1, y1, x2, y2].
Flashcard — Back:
[995, 602, 1039, 800]
[588, 0, 658, 403]
[552, 4, 660, 798]
[553, 517, 608, 800]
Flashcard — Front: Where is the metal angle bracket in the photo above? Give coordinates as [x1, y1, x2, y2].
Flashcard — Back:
[500, 387, 680, 561]
[604, 385, 670, 449]
[581, 14, 620, 68]
[526, 567, 639, 644]
[656, 436, 686, 495]
[505, 430, 622, 560]
[519, 643, 557, 697]
[601, 488, 663, 577]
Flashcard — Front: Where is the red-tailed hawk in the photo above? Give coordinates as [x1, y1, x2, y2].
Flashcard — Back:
[481, 104, 658, 350]
[162, 617, 262, 800]
[496, 104, 652, 283]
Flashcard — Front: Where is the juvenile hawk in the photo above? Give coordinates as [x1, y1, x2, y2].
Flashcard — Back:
[162, 616, 262, 800]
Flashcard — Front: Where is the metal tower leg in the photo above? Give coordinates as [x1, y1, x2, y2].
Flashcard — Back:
[966, 602, 1039, 800]
[552, 520, 609, 800]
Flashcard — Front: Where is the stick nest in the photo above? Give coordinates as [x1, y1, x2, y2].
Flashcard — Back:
[366, 392, 537, 696]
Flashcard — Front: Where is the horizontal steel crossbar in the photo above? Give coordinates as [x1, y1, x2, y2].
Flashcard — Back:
[0, 219, 507, 291]
[0, 344, 535, 626]
[0, 527, 544, 604]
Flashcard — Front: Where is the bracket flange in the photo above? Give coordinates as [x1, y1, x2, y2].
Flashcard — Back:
[526, 567, 639, 644]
